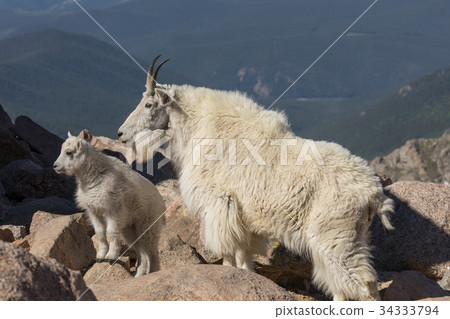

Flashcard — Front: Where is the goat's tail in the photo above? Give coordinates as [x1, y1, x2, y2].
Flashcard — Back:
[372, 193, 395, 230]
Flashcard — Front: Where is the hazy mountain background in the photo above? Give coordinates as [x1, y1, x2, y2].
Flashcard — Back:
[1, 0, 450, 159]
[0, 0, 131, 13]
[0, 29, 192, 135]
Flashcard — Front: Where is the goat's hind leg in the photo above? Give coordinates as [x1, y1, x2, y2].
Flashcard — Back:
[235, 234, 268, 271]
[201, 187, 251, 269]
[138, 222, 161, 273]
[121, 226, 147, 277]
[309, 234, 379, 301]
[122, 225, 150, 277]
[223, 254, 236, 267]
[235, 249, 252, 270]
[148, 237, 161, 273]
[134, 244, 149, 277]
[134, 222, 164, 276]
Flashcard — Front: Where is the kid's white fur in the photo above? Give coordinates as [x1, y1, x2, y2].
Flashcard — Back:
[54, 134, 166, 276]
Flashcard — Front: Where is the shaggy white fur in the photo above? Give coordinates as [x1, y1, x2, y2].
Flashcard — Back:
[54, 134, 166, 276]
[118, 81, 394, 300]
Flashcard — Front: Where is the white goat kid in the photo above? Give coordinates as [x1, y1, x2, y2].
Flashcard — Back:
[54, 133, 166, 276]
[118, 56, 394, 299]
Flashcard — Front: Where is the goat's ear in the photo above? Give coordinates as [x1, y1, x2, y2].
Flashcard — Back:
[76, 139, 84, 149]
[156, 89, 174, 107]
[67, 131, 73, 138]
[80, 129, 92, 142]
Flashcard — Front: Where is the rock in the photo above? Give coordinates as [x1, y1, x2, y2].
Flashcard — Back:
[30, 215, 96, 271]
[0, 225, 27, 240]
[254, 244, 313, 293]
[13, 235, 31, 251]
[377, 271, 399, 300]
[65, 213, 94, 237]
[255, 263, 313, 294]
[0, 159, 76, 202]
[0, 202, 6, 221]
[383, 271, 449, 301]
[0, 181, 8, 205]
[0, 228, 14, 242]
[160, 235, 207, 270]
[0, 241, 95, 301]
[0, 182, 9, 206]
[0, 105, 37, 170]
[0, 104, 13, 129]
[91, 264, 297, 301]
[371, 181, 450, 279]
[29, 210, 63, 233]
[289, 291, 322, 301]
[83, 259, 132, 286]
[30, 211, 93, 241]
[438, 271, 450, 291]
[12, 116, 64, 167]
[0, 195, 8, 206]
[370, 134, 450, 183]
[0, 196, 79, 229]
[420, 296, 450, 301]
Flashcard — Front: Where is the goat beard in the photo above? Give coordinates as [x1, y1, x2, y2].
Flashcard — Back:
[127, 129, 169, 164]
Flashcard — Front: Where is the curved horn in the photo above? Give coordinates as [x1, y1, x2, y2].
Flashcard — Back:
[147, 55, 161, 87]
[150, 59, 170, 95]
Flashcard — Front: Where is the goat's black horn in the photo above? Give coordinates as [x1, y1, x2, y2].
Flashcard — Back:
[147, 54, 161, 87]
[150, 59, 170, 95]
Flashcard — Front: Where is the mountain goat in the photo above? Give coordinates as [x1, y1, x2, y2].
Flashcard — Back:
[117, 56, 394, 300]
[54, 133, 166, 276]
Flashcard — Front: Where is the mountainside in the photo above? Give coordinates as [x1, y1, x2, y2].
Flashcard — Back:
[370, 131, 450, 184]
[1, 29, 449, 157]
[2, 0, 450, 102]
[1, 2, 450, 156]
[0, 0, 129, 13]
[313, 67, 450, 158]
[0, 29, 190, 138]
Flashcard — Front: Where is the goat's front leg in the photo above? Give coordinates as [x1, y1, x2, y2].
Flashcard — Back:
[88, 211, 109, 260]
[105, 217, 121, 260]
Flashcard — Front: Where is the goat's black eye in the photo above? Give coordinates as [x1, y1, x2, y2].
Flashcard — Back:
[145, 103, 152, 108]
[66, 151, 73, 156]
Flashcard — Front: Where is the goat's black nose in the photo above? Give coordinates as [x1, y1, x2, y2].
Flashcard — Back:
[53, 164, 58, 168]
[117, 131, 123, 137]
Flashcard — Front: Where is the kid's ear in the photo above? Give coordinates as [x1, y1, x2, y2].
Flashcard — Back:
[76, 139, 84, 149]
[68, 131, 73, 138]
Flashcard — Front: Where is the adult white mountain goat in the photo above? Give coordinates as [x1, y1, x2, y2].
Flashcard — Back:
[54, 133, 166, 276]
[118, 56, 394, 300]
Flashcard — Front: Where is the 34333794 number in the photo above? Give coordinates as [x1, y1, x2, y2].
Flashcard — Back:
[379, 305, 439, 316]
